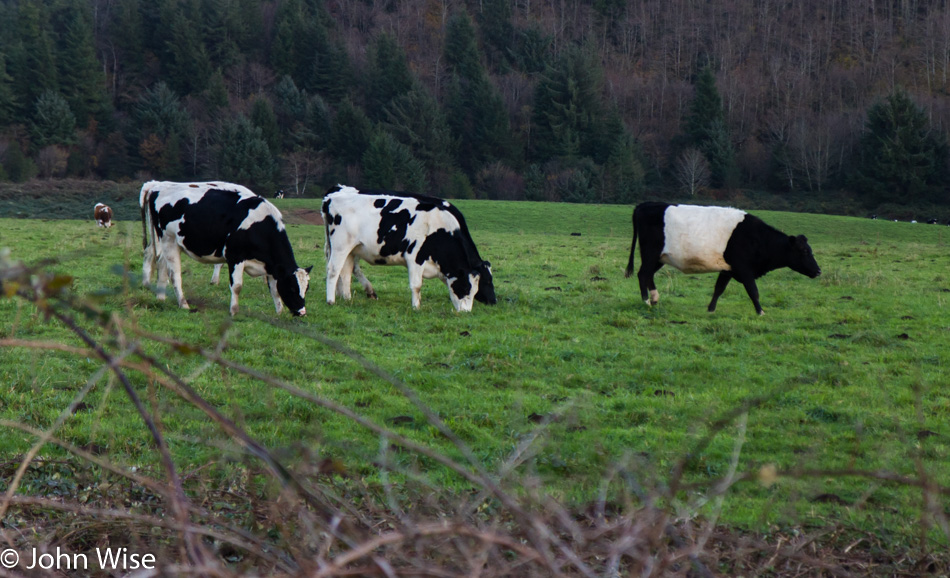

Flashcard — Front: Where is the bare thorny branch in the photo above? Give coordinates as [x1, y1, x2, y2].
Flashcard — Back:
[1, 258, 949, 575]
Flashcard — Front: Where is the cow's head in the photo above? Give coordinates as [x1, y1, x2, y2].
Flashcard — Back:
[474, 260, 496, 305]
[787, 235, 821, 278]
[276, 266, 312, 316]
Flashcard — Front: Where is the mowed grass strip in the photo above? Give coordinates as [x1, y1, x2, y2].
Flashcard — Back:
[1, 201, 949, 541]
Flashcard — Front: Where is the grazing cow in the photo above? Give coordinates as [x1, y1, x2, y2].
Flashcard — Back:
[624, 202, 821, 315]
[140, 181, 311, 316]
[322, 185, 496, 312]
[94, 203, 113, 228]
[927, 218, 939, 224]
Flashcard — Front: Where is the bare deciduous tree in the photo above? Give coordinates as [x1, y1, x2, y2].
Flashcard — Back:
[676, 147, 711, 197]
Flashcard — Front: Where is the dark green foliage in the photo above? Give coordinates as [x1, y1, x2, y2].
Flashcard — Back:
[514, 26, 551, 74]
[51, 0, 110, 128]
[203, 70, 230, 113]
[682, 67, 738, 189]
[383, 90, 455, 177]
[134, 82, 190, 141]
[478, 0, 515, 72]
[161, 0, 213, 95]
[217, 115, 276, 192]
[0, 53, 16, 127]
[365, 33, 414, 121]
[443, 12, 515, 177]
[2, 141, 36, 182]
[603, 133, 646, 204]
[852, 89, 949, 204]
[30, 90, 76, 149]
[328, 98, 372, 166]
[250, 97, 281, 155]
[362, 130, 427, 192]
[530, 47, 626, 166]
[10, 1, 58, 120]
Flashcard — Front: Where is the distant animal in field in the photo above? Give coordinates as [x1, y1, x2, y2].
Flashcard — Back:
[322, 184, 496, 312]
[94, 203, 113, 228]
[927, 218, 939, 224]
[140, 181, 311, 316]
[869, 214, 878, 220]
[275, 190, 285, 199]
[625, 202, 821, 315]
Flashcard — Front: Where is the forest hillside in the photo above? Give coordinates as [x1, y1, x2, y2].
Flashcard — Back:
[0, 0, 949, 213]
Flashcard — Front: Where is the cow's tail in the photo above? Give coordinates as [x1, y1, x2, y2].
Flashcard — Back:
[624, 207, 638, 278]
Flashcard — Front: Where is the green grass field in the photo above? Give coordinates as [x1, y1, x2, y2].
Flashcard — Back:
[1, 200, 949, 547]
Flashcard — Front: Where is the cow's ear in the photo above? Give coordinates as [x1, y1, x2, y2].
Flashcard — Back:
[305, 265, 313, 274]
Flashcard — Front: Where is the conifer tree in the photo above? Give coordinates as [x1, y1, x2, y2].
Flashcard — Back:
[853, 88, 949, 203]
[11, 1, 58, 120]
[250, 96, 281, 155]
[383, 90, 455, 178]
[218, 115, 276, 192]
[443, 11, 514, 176]
[31, 90, 76, 149]
[0, 53, 17, 127]
[365, 33, 414, 121]
[363, 130, 427, 192]
[682, 66, 738, 188]
[328, 98, 372, 166]
[52, 0, 110, 128]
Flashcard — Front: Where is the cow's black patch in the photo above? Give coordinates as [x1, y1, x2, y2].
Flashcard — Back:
[374, 198, 386, 208]
[450, 274, 473, 299]
[333, 214, 342, 225]
[376, 199, 416, 257]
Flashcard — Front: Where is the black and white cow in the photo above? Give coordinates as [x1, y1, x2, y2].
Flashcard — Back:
[140, 181, 311, 316]
[624, 202, 821, 315]
[321, 185, 496, 312]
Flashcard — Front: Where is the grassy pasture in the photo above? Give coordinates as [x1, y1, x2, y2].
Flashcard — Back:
[1, 200, 949, 546]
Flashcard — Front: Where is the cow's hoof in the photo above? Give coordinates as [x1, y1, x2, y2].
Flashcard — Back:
[368, 292, 378, 300]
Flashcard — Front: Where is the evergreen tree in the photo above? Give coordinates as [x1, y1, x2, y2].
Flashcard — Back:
[365, 33, 414, 121]
[161, 0, 212, 95]
[108, 0, 146, 84]
[30, 90, 76, 149]
[3, 141, 36, 183]
[0, 53, 17, 127]
[362, 130, 427, 192]
[133, 82, 190, 175]
[52, 0, 111, 128]
[383, 90, 455, 177]
[853, 88, 949, 203]
[530, 47, 617, 164]
[204, 69, 230, 112]
[328, 98, 372, 166]
[443, 11, 514, 176]
[250, 96, 281, 155]
[218, 115, 276, 192]
[681, 66, 738, 189]
[11, 1, 58, 120]
[478, 0, 515, 72]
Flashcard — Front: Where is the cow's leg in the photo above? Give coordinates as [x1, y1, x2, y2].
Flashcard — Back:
[637, 262, 663, 305]
[142, 246, 156, 288]
[228, 261, 245, 316]
[163, 248, 188, 309]
[335, 254, 355, 300]
[155, 256, 168, 301]
[352, 262, 377, 299]
[267, 275, 283, 314]
[211, 263, 222, 285]
[407, 264, 424, 309]
[707, 271, 733, 313]
[733, 271, 764, 315]
[325, 247, 352, 305]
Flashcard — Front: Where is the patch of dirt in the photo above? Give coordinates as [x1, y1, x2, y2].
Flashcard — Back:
[283, 208, 324, 226]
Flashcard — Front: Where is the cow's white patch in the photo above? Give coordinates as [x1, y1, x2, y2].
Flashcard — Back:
[660, 205, 746, 273]
[239, 202, 284, 231]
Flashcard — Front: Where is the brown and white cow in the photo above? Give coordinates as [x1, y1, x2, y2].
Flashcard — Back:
[94, 203, 113, 228]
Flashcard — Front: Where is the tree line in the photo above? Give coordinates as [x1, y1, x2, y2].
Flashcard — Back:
[0, 0, 947, 208]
